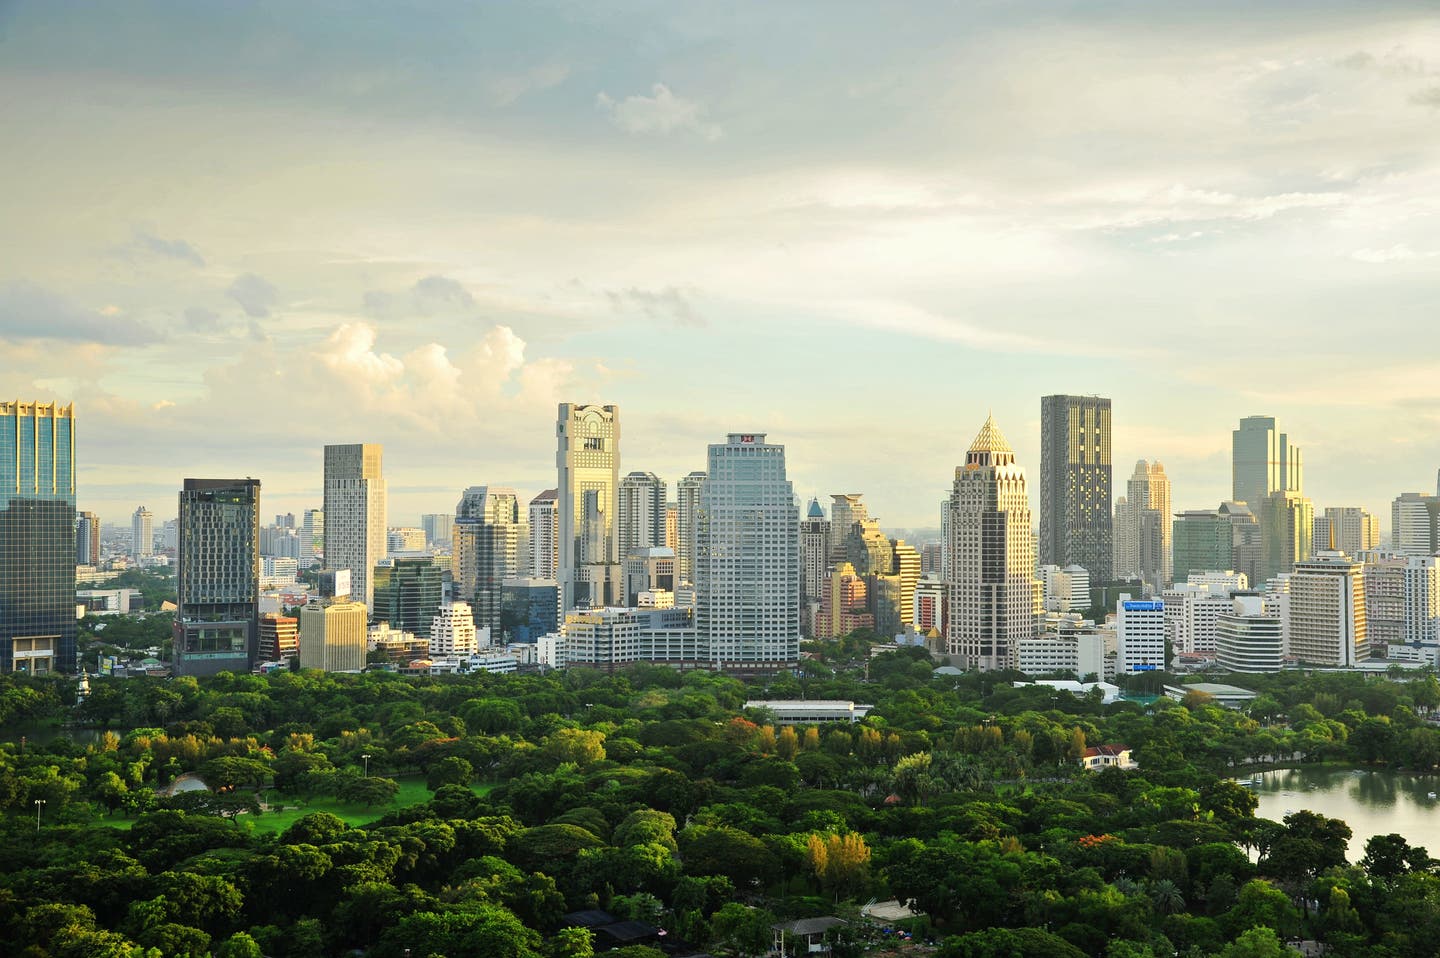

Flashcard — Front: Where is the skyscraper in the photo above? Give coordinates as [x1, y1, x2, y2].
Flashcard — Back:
[799, 498, 831, 632]
[454, 486, 526, 636]
[372, 556, 445, 637]
[1039, 395, 1113, 583]
[557, 404, 621, 612]
[0, 400, 76, 674]
[174, 479, 261, 677]
[1114, 460, 1172, 593]
[528, 489, 559, 579]
[323, 443, 386, 610]
[1171, 509, 1233, 582]
[75, 510, 100, 566]
[618, 470, 667, 556]
[1391, 493, 1440, 556]
[1261, 489, 1314, 581]
[302, 508, 324, 558]
[945, 416, 1035, 671]
[131, 505, 154, 558]
[828, 494, 868, 567]
[1232, 415, 1302, 508]
[676, 471, 706, 584]
[694, 432, 801, 669]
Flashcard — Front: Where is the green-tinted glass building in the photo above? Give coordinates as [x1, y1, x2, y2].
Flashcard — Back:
[1172, 509, 1233, 583]
[0, 400, 77, 674]
[372, 556, 444, 637]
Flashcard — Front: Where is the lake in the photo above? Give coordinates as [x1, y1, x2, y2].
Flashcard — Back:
[1251, 766, 1440, 862]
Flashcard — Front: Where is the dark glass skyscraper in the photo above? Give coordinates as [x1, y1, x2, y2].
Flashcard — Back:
[372, 556, 444, 637]
[1039, 394, 1113, 583]
[174, 479, 260, 676]
[0, 400, 76, 674]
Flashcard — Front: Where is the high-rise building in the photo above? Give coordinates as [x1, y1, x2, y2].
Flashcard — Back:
[386, 527, 426, 554]
[1288, 550, 1367, 667]
[676, 471, 706, 584]
[258, 613, 299, 662]
[889, 539, 922, 634]
[453, 486, 526, 637]
[75, 510, 100, 567]
[501, 578, 559, 643]
[1114, 460, 1171, 592]
[815, 562, 873, 640]
[299, 599, 367, 672]
[0, 400, 76, 674]
[302, 508, 324, 557]
[1261, 490, 1314, 581]
[1216, 594, 1284, 674]
[1232, 415, 1303, 509]
[1039, 564, 1090, 612]
[944, 416, 1035, 671]
[1039, 395, 1113, 583]
[618, 471, 667, 557]
[1116, 598, 1166, 673]
[694, 433, 801, 669]
[1361, 552, 1439, 656]
[1221, 501, 1263, 586]
[174, 479, 261, 677]
[828, 494, 868, 567]
[622, 547, 677, 607]
[664, 503, 679, 551]
[1391, 493, 1440, 556]
[429, 602, 481, 656]
[844, 516, 894, 575]
[799, 498, 831, 630]
[1162, 574, 1245, 655]
[1172, 509, 1233, 583]
[372, 556, 445, 638]
[130, 506, 154, 558]
[557, 404, 620, 612]
[1312, 507, 1379, 557]
[323, 443, 386, 610]
[420, 513, 453, 549]
[913, 576, 945, 634]
[526, 489, 558, 580]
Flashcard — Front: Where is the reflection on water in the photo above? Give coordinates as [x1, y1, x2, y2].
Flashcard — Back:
[1251, 767, 1440, 861]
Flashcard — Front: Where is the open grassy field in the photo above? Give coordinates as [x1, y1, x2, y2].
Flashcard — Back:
[97, 777, 496, 834]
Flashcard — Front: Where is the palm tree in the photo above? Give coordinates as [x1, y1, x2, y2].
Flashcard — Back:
[1149, 878, 1186, 914]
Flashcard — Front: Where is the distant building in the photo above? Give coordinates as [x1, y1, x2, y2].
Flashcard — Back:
[454, 486, 526, 637]
[1114, 460, 1171, 592]
[945, 416, 1034, 671]
[1232, 415, 1302, 512]
[420, 513, 453, 549]
[675, 471, 707, 585]
[386, 527, 426, 554]
[1116, 598, 1166, 673]
[1391, 493, 1440, 556]
[528, 490, 558, 580]
[372, 556, 445, 637]
[131, 506, 154, 559]
[1260, 490, 1314, 581]
[621, 547, 677, 607]
[1039, 395, 1113, 583]
[258, 613, 299, 662]
[1313, 507, 1379, 557]
[1288, 550, 1367, 667]
[75, 510, 101, 567]
[618, 471, 667, 557]
[323, 443, 386, 609]
[430, 602, 481, 656]
[501, 578, 559, 643]
[743, 700, 874, 723]
[1172, 509, 1233, 584]
[913, 576, 945, 633]
[299, 599, 367, 672]
[557, 403, 621, 613]
[816, 562, 874, 640]
[1081, 745, 1137, 771]
[800, 498, 831, 632]
[1362, 552, 1440, 656]
[174, 479, 261, 677]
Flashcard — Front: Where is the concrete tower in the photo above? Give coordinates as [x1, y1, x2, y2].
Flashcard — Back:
[323, 443, 386, 610]
[1039, 395, 1113, 583]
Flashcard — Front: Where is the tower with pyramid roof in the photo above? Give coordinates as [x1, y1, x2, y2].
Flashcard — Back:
[945, 415, 1037, 671]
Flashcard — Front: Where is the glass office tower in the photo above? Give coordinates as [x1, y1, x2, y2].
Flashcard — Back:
[0, 400, 77, 674]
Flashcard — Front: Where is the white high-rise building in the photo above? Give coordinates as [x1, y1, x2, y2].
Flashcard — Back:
[1162, 582, 1234, 655]
[557, 404, 621, 613]
[1039, 564, 1090, 612]
[528, 490, 558, 580]
[694, 433, 801, 669]
[1216, 594, 1284, 673]
[1391, 493, 1440, 556]
[453, 487, 525, 637]
[323, 443, 387, 610]
[1288, 550, 1367, 667]
[302, 508, 324, 557]
[1116, 597, 1166, 673]
[618, 471, 667, 557]
[430, 602, 480, 656]
[675, 471, 707, 585]
[131, 506, 154, 558]
[1362, 552, 1440, 655]
[800, 498, 832, 630]
[944, 416, 1035, 671]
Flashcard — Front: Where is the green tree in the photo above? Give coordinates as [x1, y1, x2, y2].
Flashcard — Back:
[709, 903, 775, 958]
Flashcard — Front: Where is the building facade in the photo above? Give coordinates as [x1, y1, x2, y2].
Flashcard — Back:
[1313, 507, 1379, 557]
[557, 404, 621, 613]
[527, 489, 559, 580]
[75, 510, 100, 567]
[945, 416, 1035, 671]
[1288, 551, 1368, 667]
[453, 486, 526, 637]
[1114, 460, 1171, 593]
[1232, 415, 1303, 510]
[174, 479, 261, 677]
[1215, 594, 1284, 673]
[676, 471, 707, 585]
[0, 400, 77, 674]
[420, 512, 453, 549]
[323, 443, 386, 610]
[694, 433, 801, 669]
[299, 600, 367, 672]
[1116, 598, 1166, 673]
[372, 556, 445, 638]
[1039, 394, 1113, 583]
[429, 602, 481, 656]
[618, 471, 667, 558]
[131, 506, 154, 558]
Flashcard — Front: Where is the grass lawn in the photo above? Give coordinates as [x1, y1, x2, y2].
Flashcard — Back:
[94, 777, 495, 835]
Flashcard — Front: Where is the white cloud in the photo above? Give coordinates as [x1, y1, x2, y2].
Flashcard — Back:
[1351, 243, 1436, 263]
[596, 83, 721, 141]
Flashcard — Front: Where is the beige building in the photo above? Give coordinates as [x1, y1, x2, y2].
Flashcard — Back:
[1261, 490, 1314, 581]
[1114, 460, 1171, 593]
[300, 600, 368, 672]
[1312, 507, 1379, 557]
[945, 416, 1035, 670]
[323, 444, 386, 609]
[1288, 551, 1367, 667]
[557, 404, 621, 612]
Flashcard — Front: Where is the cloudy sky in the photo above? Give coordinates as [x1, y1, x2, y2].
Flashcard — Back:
[4, 1, 1440, 533]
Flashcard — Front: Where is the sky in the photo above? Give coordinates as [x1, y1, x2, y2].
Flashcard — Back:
[4, 1, 1440, 534]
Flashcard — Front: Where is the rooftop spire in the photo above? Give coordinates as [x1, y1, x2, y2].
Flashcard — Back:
[968, 414, 1014, 455]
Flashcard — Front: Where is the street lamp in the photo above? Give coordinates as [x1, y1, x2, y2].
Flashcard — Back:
[362, 753, 371, 778]
[34, 798, 46, 833]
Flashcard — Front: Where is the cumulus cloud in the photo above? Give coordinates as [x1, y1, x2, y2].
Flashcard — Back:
[0, 281, 159, 345]
[606, 286, 704, 327]
[227, 272, 279, 318]
[596, 84, 721, 140]
[130, 228, 205, 267]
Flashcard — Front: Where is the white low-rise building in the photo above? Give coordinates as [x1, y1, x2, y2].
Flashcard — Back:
[1215, 593, 1284, 673]
[1117, 597, 1166, 673]
[430, 602, 481, 656]
[743, 700, 874, 723]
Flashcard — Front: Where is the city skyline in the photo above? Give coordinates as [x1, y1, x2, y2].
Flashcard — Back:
[6, 3, 1440, 529]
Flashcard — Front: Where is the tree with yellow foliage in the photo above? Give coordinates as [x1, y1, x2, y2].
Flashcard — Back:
[806, 831, 871, 901]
